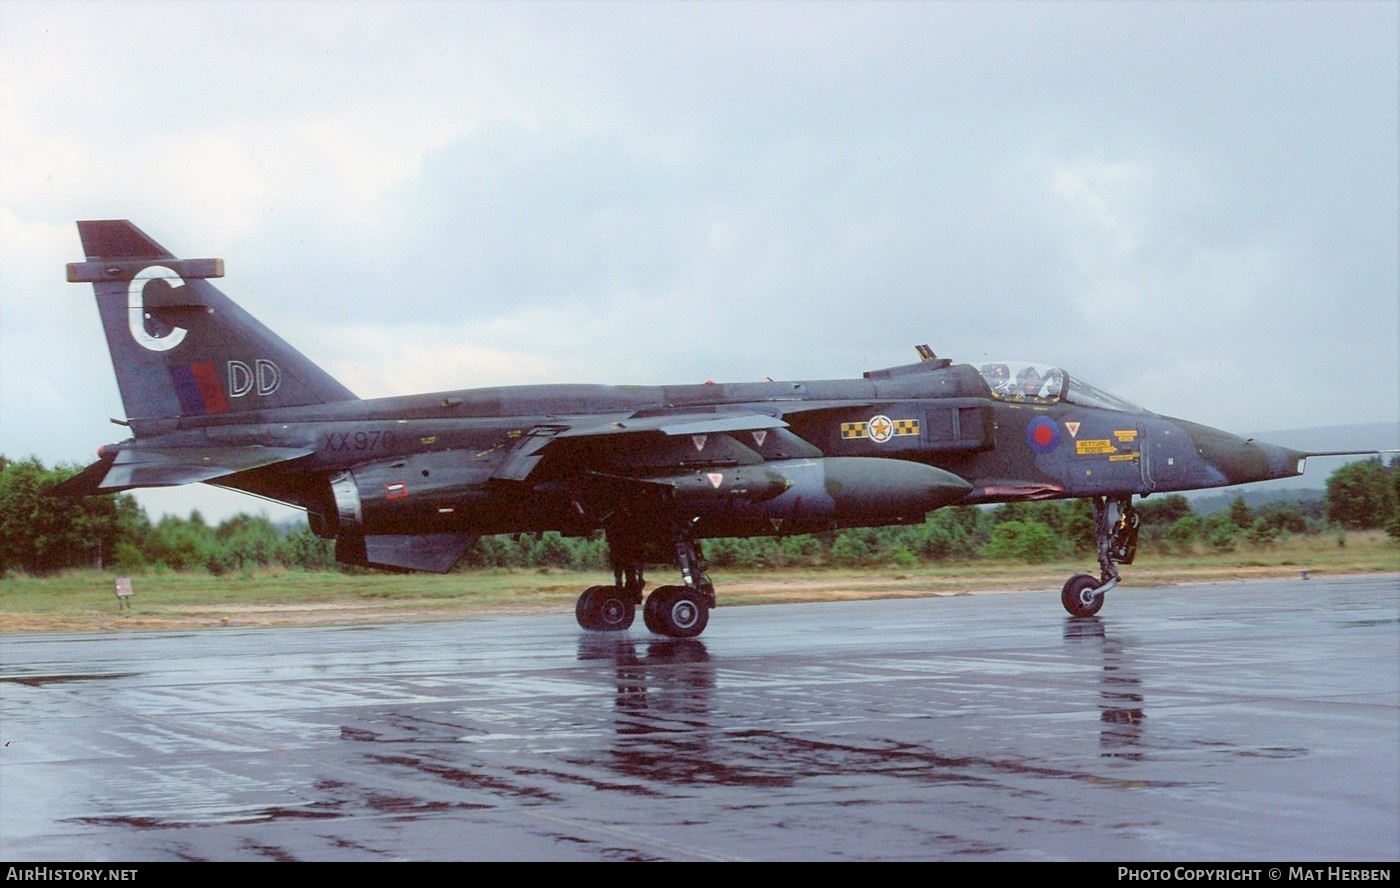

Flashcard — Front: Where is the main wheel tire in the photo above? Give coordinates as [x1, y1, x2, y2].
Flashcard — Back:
[1061, 573, 1105, 618]
[576, 585, 610, 630]
[653, 586, 709, 639]
[576, 586, 600, 630]
[578, 585, 635, 631]
[595, 589, 635, 631]
[643, 586, 678, 634]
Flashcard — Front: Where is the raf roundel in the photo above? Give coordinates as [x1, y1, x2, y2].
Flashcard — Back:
[1026, 415, 1060, 455]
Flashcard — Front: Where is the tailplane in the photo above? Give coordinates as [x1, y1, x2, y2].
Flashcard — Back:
[68, 220, 356, 434]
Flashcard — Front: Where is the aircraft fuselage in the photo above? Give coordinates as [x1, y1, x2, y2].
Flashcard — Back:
[60, 219, 1337, 632]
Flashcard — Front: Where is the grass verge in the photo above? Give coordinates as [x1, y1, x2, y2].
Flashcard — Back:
[2, 531, 1395, 633]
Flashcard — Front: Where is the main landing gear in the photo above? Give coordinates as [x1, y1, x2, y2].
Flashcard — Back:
[1061, 495, 1140, 618]
[574, 520, 715, 638]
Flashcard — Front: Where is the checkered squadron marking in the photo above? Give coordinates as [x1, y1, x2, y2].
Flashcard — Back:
[841, 416, 920, 443]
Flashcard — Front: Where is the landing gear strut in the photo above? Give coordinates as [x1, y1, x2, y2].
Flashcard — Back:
[1061, 495, 1139, 618]
[574, 519, 716, 638]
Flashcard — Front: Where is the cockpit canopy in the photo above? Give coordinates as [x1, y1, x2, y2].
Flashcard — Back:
[976, 361, 1146, 414]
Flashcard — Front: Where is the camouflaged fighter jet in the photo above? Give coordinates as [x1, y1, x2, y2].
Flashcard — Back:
[55, 220, 1367, 637]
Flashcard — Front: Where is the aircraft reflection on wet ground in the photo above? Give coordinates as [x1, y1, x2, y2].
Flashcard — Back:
[0, 574, 1396, 862]
[1063, 618, 1148, 758]
[576, 629, 1155, 792]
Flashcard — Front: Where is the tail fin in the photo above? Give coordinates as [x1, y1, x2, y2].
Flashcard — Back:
[68, 220, 356, 434]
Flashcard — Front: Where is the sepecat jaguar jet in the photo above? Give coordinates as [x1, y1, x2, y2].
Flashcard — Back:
[55, 220, 1367, 637]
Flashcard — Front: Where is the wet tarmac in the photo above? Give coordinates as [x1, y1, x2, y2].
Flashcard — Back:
[1, 573, 1396, 862]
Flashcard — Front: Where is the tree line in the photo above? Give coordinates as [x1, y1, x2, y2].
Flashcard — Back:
[1, 454, 1395, 577]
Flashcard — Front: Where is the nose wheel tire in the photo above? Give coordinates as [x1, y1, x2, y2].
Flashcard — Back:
[1061, 573, 1105, 618]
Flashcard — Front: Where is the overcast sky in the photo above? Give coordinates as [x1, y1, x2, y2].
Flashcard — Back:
[2, 0, 1397, 524]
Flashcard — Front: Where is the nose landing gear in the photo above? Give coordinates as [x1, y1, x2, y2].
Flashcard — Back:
[1062, 495, 1139, 618]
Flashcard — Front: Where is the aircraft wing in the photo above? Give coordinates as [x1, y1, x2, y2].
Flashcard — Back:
[50, 445, 314, 495]
[557, 412, 789, 438]
[494, 411, 790, 483]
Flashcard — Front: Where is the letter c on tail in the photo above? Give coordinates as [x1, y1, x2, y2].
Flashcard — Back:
[127, 265, 188, 352]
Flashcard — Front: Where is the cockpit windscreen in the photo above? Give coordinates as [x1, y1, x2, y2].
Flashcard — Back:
[976, 362, 1146, 414]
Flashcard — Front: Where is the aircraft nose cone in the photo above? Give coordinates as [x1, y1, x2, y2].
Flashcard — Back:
[1251, 440, 1309, 481]
[1181, 421, 1307, 484]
